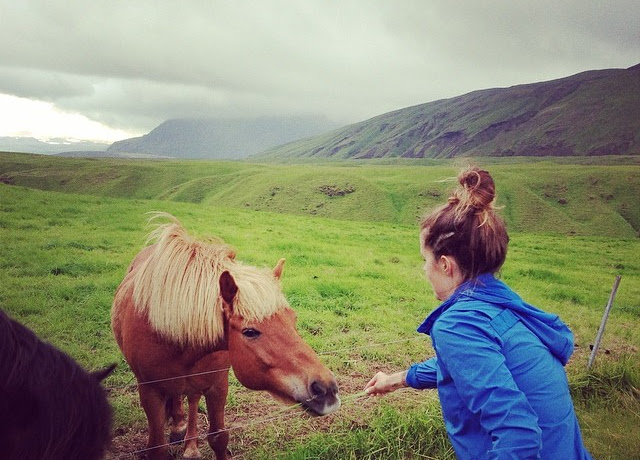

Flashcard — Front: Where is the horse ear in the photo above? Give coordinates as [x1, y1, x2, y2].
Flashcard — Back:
[273, 258, 285, 279]
[220, 271, 238, 312]
[92, 363, 117, 382]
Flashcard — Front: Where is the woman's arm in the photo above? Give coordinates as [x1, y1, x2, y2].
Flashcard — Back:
[365, 356, 438, 395]
[364, 370, 408, 395]
[406, 357, 438, 389]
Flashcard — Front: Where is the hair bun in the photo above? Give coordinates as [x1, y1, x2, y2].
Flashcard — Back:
[454, 168, 496, 211]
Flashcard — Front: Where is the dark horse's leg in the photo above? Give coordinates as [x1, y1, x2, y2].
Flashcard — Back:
[139, 385, 171, 460]
[204, 370, 231, 460]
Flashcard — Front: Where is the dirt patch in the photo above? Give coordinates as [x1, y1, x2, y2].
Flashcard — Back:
[0, 174, 14, 185]
[317, 184, 356, 197]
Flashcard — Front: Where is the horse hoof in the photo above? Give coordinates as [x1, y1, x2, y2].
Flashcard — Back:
[169, 429, 186, 443]
[183, 445, 202, 459]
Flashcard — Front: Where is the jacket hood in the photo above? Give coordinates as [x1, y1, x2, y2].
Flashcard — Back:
[418, 273, 575, 365]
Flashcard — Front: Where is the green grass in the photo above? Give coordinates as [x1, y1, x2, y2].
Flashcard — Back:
[1, 153, 639, 459]
[270, 402, 454, 460]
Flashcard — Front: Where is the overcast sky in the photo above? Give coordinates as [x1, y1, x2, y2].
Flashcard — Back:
[0, 0, 638, 143]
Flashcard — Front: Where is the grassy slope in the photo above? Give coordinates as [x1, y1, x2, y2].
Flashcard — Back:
[1, 152, 639, 237]
[1, 153, 639, 459]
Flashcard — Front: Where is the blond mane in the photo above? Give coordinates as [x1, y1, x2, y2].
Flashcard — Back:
[131, 213, 288, 347]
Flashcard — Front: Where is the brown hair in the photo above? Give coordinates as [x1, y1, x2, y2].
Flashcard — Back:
[420, 167, 509, 280]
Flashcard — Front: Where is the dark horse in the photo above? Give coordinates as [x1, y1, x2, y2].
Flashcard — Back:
[0, 309, 115, 460]
[112, 213, 340, 459]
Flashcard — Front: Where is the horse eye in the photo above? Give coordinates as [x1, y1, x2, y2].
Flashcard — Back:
[242, 328, 261, 339]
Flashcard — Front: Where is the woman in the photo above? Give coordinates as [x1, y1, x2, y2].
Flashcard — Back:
[365, 168, 592, 459]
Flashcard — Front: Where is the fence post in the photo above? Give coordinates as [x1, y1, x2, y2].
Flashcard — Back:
[587, 275, 622, 369]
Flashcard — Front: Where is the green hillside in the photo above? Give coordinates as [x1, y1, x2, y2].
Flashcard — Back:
[257, 65, 640, 160]
[1, 152, 638, 238]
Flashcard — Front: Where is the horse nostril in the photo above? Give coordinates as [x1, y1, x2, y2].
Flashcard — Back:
[331, 382, 339, 395]
[310, 381, 327, 397]
[304, 380, 341, 415]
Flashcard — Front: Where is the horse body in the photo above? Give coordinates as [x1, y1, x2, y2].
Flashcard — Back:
[113, 250, 232, 458]
[112, 215, 340, 459]
[0, 310, 114, 460]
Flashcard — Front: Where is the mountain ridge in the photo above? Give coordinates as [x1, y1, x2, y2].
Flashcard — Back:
[256, 65, 640, 160]
[106, 116, 339, 159]
[5, 65, 637, 160]
[0, 136, 109, 155]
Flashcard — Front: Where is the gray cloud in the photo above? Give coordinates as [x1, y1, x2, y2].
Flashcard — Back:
[0, 0, 638, 136]
[0, 66, 96, 100]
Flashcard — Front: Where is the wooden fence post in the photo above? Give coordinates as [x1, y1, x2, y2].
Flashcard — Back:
[587, 275, 622, 369]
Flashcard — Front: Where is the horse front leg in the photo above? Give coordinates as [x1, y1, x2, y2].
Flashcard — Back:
[183, 393, 203, 459]
[204, 371, 230, 460]
[167, 395, 187, 444]
[138, 385, 170, 460]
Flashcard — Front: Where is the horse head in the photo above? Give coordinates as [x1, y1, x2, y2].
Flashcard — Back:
[219, 260, 341, 416]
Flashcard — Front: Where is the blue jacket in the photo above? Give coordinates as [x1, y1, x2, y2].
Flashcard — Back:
[406, 273, 593, 460]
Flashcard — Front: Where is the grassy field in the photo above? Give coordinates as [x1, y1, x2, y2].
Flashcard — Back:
[1, 152, 638, 237]
[1, 152, 639, 459]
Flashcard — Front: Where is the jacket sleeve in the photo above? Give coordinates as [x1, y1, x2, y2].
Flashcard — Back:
[432, 309, 542, 460]
[406, 357, 438, 389]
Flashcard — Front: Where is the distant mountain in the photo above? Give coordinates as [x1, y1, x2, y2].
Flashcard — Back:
[106, 116, 339, 159]
[0, 137, 109, 155]
[257, 64, 640, 160]
[54, 150, 173, 159]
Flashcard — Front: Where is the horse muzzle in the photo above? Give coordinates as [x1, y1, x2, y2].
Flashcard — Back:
[300, 380, 341, 415]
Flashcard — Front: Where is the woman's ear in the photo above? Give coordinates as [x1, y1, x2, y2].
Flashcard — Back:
[439, 255, 455, 276]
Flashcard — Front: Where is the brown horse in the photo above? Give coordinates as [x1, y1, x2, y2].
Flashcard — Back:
[111, 214, 340, 459]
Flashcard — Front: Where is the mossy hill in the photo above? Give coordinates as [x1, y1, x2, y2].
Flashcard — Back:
[256, 64, 640, 160]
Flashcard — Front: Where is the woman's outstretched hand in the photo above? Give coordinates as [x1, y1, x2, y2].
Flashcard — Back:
[364, 371, 408, 396]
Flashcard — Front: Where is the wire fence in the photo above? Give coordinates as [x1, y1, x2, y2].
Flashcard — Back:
[106, 335, 427, 391]
[108, 335, 436, 458]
